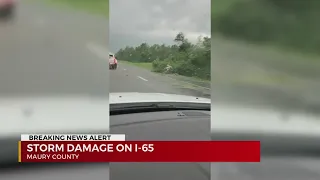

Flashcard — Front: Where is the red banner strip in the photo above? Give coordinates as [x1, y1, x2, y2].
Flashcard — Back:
[20, 141, 260, 162]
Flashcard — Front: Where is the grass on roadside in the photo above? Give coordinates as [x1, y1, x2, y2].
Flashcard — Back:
[121, 60, 211, 88]
[212, 34, 320, 104]
[121, 61, 153, 71]
[44, 0, 109, 18]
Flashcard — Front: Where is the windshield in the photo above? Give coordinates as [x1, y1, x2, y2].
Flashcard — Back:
[109, 0, 211, 99]
[1, 0, 320, 179]
[211, 0, 320, 179]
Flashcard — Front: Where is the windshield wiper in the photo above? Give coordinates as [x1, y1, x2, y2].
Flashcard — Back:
[110, 102, 210, 115]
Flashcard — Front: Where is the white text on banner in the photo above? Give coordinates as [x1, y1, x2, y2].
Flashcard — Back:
[20, 134, 126, 141]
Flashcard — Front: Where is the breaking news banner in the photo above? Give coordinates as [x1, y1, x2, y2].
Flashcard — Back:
[18, 134, 261, 163]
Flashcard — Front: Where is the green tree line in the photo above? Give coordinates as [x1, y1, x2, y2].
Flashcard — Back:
[213, 0, 320, 54]
[115, 32, 211, 80]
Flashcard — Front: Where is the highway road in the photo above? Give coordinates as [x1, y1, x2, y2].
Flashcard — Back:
[110, 62, 210, 98]
[0, 1, 109, 97]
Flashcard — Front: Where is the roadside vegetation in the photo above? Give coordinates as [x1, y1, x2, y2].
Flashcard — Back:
[44, 0, 109, 18]
[212, 0, 320, 113]
[212, 0, 320, 55]
[116, 32, 211, 80]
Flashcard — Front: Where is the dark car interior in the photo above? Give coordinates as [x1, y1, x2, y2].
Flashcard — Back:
[110, 110, 211, 180]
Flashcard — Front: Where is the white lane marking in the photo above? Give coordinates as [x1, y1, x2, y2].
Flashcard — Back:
[37, 18, 45, 24]
[123, 69, 127, 71]
[34, 17, 46, 27]
[86, 42, 109, 60]
[138, 76, 148, 82]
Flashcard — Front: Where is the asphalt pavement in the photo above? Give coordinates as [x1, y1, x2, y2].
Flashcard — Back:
[110, 62, 211, 98]
[0, 1, 109, 97]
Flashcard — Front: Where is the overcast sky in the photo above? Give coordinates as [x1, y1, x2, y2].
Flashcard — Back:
[109, 0, 211, 52]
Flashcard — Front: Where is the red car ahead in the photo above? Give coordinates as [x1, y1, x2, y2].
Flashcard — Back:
[109, 53, 118, 70]
[0, 0, 16, 20]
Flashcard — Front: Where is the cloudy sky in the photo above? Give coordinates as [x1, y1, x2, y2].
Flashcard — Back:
[109, 0, 211, 52]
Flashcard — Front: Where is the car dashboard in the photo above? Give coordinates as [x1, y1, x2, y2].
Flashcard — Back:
[110, 110, 211, 180]
[0, 110, 211, 180]
[1, 110, 319, 180]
